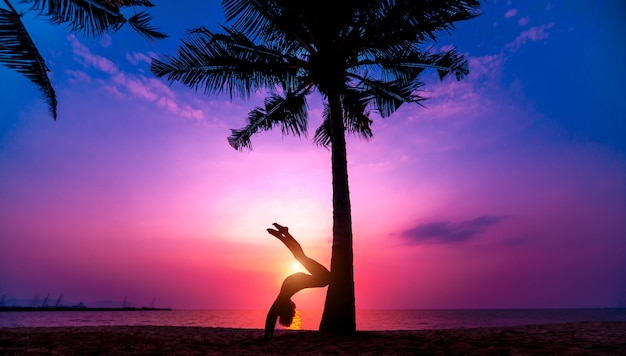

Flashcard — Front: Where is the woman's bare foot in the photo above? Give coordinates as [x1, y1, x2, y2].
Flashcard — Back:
[273, 223, 289, 234]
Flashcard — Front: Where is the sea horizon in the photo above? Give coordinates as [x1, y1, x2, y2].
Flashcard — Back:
[2, 308, 625, 330]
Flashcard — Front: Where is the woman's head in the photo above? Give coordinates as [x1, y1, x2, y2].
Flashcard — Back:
[276, 299, 296, 327]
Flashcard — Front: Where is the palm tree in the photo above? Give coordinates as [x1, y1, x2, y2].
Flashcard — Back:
[0, 0, 165, 120]
[152, 0, 480, 333]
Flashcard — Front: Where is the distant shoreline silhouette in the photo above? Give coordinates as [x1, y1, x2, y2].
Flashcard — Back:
[264, 223, 330, 339]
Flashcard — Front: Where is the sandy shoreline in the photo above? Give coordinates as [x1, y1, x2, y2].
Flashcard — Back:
[1, 321, 625, 355]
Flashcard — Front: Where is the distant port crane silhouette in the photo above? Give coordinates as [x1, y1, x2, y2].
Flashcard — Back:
[41, 293, 51, 307]
[30, 293, 40, 307]
[55, 293, 64, 307]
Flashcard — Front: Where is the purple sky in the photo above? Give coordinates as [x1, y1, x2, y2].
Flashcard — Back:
[1, 1, 625, 310]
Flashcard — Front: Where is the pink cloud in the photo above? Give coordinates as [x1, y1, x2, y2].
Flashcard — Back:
[467, 54, 504, 82]
[126, 77, 159, 101]
[126, 51, 152, 66]
[179, 104, 204, 120]
[504, 8, 517, 18]
[101, 82, 124, 98]
[66, 36, 205, 120]
[64, 69, 92, 84]
[146, 78, 176, 98]
[120, 76, 206, 119]
[506, 22, 555, 52]
[412, 77, 489, 124]
[99, 34, 112, 48]
[157, 97, 179, 112]
[518, 16, 530, 26]
[409, 53, 504, 123]
[68, 35, 118, 75]
[522, 22, 555, 41]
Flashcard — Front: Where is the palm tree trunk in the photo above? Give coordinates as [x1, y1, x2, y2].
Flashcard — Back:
[319, 89, 356, 333]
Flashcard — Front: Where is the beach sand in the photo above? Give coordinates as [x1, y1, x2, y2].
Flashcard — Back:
[1, 321, 625, 355]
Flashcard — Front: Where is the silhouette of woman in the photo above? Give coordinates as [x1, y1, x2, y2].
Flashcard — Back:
[264, 223, 330, 339]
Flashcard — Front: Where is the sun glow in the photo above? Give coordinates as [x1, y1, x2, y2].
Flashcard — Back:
[290, 261, 306, 274]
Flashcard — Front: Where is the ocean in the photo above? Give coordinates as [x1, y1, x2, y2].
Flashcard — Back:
[1, 309, 624, 330]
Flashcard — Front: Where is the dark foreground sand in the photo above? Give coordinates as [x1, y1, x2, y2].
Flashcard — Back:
[1, 322, 625, 355]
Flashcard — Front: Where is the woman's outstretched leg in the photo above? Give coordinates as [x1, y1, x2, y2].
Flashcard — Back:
[267, 223, 305, 258]
[267, 223, 330, 279]
[297, 255, 330, 284]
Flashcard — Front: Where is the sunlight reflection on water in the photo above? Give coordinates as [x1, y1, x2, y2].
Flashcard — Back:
[286, 309, 303, 330]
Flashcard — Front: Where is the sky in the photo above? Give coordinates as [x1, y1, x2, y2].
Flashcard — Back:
[1, 1, 625, 312]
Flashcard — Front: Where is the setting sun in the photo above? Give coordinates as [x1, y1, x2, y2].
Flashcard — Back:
[290, 262, 306, 275]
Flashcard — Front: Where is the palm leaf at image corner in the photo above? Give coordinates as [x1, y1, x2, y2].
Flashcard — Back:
[24, 0, 166, 41]
[0, 8, 57, 119]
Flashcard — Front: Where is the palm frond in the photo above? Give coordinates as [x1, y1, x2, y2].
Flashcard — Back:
[342, 88, 373, 139]
[223, 0, 317, 55]
[24, 0, 165, 39]
[151, 27, 300, 99]
[228, 88, 310, 150]
[378, 48, 468, 80]
[313, 89, 373, 148]
[374, 48, 469, 81]
[127, 11, 166, 42]
[356, 0, 481, 54]
[313, 108, 331, 147]
[432, 49, 470, 81]
[27, 0, 125, 36]
[222, 0, 275, 37]
[0, 7, 57, 119]
[350, 74, 424, 118]
[105, 0, 155, 7]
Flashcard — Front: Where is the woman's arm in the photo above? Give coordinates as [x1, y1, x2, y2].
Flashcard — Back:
[264, 303, 278, 339]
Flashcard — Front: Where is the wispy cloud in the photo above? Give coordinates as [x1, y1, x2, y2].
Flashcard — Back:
[65, 69, 92, 84]
[467, 54, 504, 82]
[126, 51, 152, 66]
[400, 216, 508, 244]
[66, 35, 204, 120]
[406, 52, 503, 124]
[518, 16, 530, 26]
[506, 22, 555, 52]
[99, 34, 112, 48]
[504, 8, 517, 18]
[69, 35, 118, 75]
